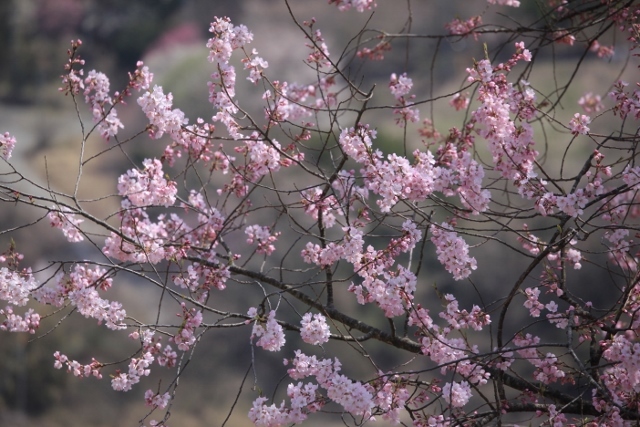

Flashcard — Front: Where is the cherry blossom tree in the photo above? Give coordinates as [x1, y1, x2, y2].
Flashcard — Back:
[2, 0, 640, 425]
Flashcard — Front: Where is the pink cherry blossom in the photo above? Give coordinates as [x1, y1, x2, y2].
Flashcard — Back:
[300, 312, 331, 345]
[430, 223, 477, 280]
[117, 158, 177, 207]
[441, 381, 472, 407]
[569, 113, 591, 135]
[445, 16, 482, 39]
[48, 206, 84, 242]
[578, 92, 604, 113]
[0, 132, 16, 159]
[249, 309, 286, 352]
[328, 0, 376, 12]
[0, 267, 38, 306]
[487, 0, 520, 6]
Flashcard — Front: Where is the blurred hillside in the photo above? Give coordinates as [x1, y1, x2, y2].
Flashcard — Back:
[0, 1, 638, 426]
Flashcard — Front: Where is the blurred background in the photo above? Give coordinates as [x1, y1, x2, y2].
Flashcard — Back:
[0, 1, 636, 426]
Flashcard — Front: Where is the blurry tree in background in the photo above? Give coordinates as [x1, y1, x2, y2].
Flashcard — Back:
[0, 0, 244, 102]
[2, 0, 640, 426]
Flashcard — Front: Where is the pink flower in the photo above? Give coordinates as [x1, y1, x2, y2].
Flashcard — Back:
[300, 313, 330, 345]
[117, 158, 177, 207]
[487, 0, 520, 6]
[48, 206, 84, 242]
[145, 390, 171, 409]
[328, 0, 376, 13]
[578, 92, 603, 113]
[449, 92, 469, 111]
[569, 113, 591, 135]
[445, 16, 482, 39]
[589, 40, 614, 58]
[137, 85, 187, 139]
[441, 381, 472, 407]
[249, 309, 286, 351]
[83, 70, 123, 139]
[0, 267, 38, 306]
[0, 306, 40, 333]
[389, 73, 413, 98]
[553, 29, 575, 45]
[0, 132, 16, 159]
[245, 225, 280, 255]
[430, 223, 477, 280]
[389, 73, 420, 126]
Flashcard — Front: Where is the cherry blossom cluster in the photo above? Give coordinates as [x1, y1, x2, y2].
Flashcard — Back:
[439, 293, 490, 331]
[345, 222, 422, 317]
[172, 304, 203, 351]
[445, 16, 482, 40]
[53, 351, 103, 379]
[441, 381, 472, 408]
[604, 228, 637, 271]
[301, 227, 361, 267]
[547, 404, 569, 427]
[513, 334, 566, 384]
[137, 85, 187, 140]
[248, 308, 286, 351]
[432, 147, 491, 214]
[340, 125, 483, 214]
[128, 61, 154, 92]
[130, 329, 177, 368]
[578, 92, 604, 113]
[59, 39, 85, 96]
[0, 249, 40, 334]
[305, 28, 332, 69]
[0, 266, 38, 306]
[112, 351, 155, 392]
[48, 205, 85, 242]
[244, 49, 269, 84]
[300, 312, 331, 345]
[301, 187, 342, 229]
[34, 264, 125, 330]
[371, 375, 410, 423]
[568, 113, 591, 135]
[78, 56, 152, 141]
[420, 331, 489, 387]
[356, 40, 391, 61]
[183, 189, 226, 247]
[206, 16, 259, 140]
[0, 132, 16, 159]
[0, 306, 40, 333]
[610, 80, 640, 119]
[327, 0, 376, 13]
[467, 42, 539, 200]
[448, 92, 469, 111]
[589, 40, 615, 58]
[407, 296, 492, 395]
[117, 158, 177, 207]
[487, 0, 520, 6]
[172, 261, 230, 302]
[552, 29, 575, 45]
[145, 390, 171, 409]
[331, 169, 369, 206]
[248, 383, 321, 427]
[599, 334, 640, 408]
[389, 72, 419, 125]
[241, 134, 285, 180]
[83, 70, 123, 139]
[430, 222, 477, 280]
[284, 351, 374, 416]
[523, 287, 544, 317]
[103, 206, 175, 264]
